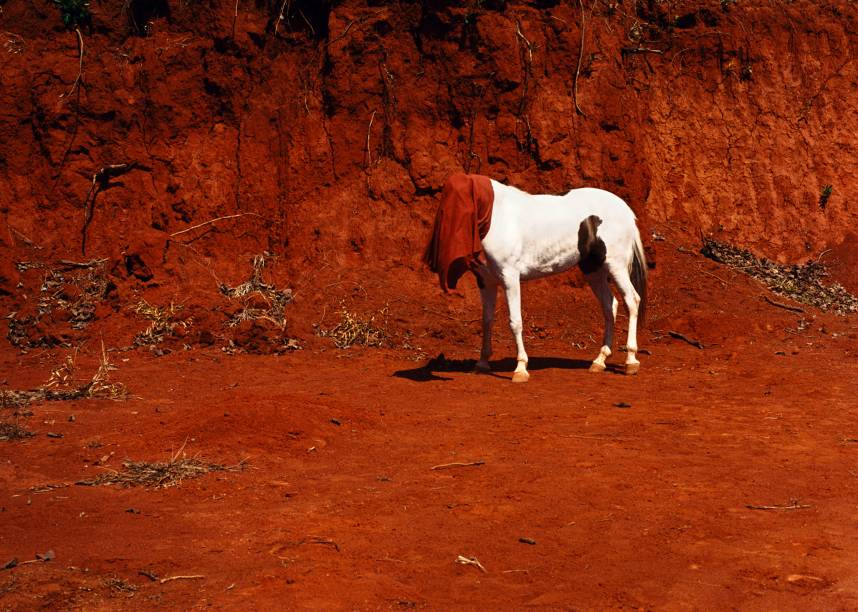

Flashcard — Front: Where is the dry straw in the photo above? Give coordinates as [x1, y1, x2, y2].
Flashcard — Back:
[220, 254, 293, 329]
[701, 238, 858, 314]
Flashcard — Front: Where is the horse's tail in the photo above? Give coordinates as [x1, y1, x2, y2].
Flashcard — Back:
[629, 228, 647, 326]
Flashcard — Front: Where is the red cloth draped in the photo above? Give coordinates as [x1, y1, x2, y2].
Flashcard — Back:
[423, 173, 494, 292]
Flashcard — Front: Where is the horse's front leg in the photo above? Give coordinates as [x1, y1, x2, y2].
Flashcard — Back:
[503, 273, 529, 383]
[475, 278, 498, 373]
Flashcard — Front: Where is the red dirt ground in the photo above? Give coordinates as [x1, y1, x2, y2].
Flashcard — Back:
[2, 0, 858, 609]
[3, 246, 858, 609]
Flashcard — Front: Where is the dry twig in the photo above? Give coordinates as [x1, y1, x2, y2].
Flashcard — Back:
[169, 213, 261, 237]
[60, 27, 84, 99]
[274, 0, 290, 35]
[160, 575, 205, 584]
[431, 460, 485, 471]
[456, 555, 487, 573]
[365, 109, 377, 169]
[746, 500, 812, 511]
[762, 295, 805, 313]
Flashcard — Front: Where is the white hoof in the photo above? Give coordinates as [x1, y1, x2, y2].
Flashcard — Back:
[589, 362, 606, 373]
[625, 362, 640, 375]
[511, 370, 530, 383]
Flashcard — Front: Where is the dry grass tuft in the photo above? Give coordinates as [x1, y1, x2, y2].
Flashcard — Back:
[702, 239, 858, 314]
[78, 452, 245, 489]
[103, 576, 138, 597]
[0, 341, 127, 408]
[132, 300, 192, 346]
[0, 390, 39, 409]
[45, 348, 79, 389]
[9, 259, 111, 348]
[87, 341, 129, 399]
[318, 304, 389, 349]
[220, 254, 293, 329]
[0, 422, 34, 441]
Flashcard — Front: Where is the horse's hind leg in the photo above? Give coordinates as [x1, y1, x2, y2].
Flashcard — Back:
[607, 262, 642, 375]
[586, 267, 617, 373]
[475, 279, 498, 373]
[503, 273, 529, 383]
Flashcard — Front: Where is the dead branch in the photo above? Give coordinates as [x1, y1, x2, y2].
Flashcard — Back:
[573, 0, 586, 117]
[668, 330, 703, 349]
[431, 460, 485, 471]
[763, 295, 805, 313]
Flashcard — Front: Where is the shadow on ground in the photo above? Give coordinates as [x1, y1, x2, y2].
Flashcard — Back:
[393, 354, 601, 382]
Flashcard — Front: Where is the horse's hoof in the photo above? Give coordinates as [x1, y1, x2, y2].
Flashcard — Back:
[625, 362, 640, 375]
[473, 361, 491, 374]
[589, 362, 606, 373]
[511, 370, 530, 383]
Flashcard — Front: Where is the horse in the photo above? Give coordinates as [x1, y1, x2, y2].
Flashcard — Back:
[427, 174, 647, 383]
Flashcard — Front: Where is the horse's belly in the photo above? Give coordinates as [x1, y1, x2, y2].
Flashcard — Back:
[518, 252, 579, 281]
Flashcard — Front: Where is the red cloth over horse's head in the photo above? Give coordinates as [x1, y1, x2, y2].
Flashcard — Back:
[423, 173, 494, 292]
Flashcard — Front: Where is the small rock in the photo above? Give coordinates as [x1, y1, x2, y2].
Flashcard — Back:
[330, 418, 341, 426]
[519, 537, 537, 545]
[68, 415, 76, 422]
[613, 402, 632, 408]
[46, 432, 63, 439]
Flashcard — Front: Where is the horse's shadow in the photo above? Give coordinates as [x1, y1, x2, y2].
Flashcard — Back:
[393, 354, 598, 382]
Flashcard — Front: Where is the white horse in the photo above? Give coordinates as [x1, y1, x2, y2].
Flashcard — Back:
[473, 180, 647, 382]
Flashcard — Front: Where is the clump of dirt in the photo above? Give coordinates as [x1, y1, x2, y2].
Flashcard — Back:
[701, 238, 858, 315]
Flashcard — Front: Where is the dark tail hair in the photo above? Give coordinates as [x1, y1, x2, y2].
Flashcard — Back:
[630, 232, 647, 326]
